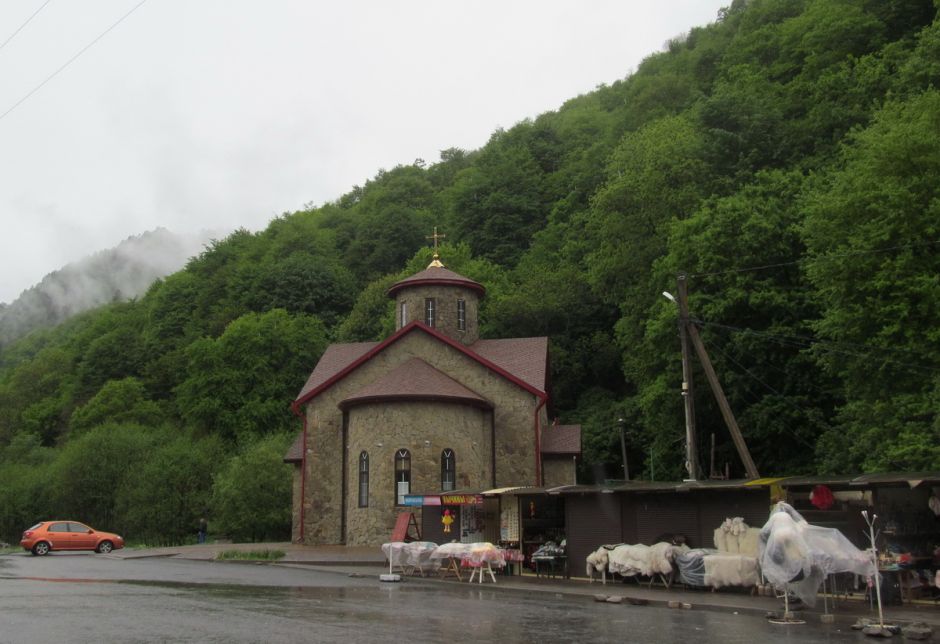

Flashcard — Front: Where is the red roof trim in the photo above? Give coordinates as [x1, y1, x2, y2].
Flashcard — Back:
[386, 278, 485, 297]
[292, 321, 547, 412]
[339, 393, 494, 411]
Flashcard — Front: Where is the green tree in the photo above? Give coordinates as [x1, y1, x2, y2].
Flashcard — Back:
[211, 433, 293, 542]
[116, 433, 222, 545]
[802, 90, 940, 472]
[175, 309, 329, 443]
[70, 377, 165, 434]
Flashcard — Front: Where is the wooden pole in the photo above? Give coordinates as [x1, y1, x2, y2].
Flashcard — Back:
[676, 275, 699, 480]
[618, 418, 629, 481]
[687, 323, 760, 479]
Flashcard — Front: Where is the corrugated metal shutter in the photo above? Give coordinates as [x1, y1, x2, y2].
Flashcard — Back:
[566, 494, 622, 578]
[635, 494, 701, 547]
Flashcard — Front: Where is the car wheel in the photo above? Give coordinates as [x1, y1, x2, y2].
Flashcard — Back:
[96, 541, 113, 554]
[32, 542, 50, 556]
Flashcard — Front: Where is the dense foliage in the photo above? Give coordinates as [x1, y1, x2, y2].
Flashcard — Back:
[1, 0, 938, 544]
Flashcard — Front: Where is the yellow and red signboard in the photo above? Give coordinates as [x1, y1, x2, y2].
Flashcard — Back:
[440, 494, 483, 505]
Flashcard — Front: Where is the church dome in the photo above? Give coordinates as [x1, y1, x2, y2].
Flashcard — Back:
[387, 252, 484, 345]
[386, 264, 485, 297]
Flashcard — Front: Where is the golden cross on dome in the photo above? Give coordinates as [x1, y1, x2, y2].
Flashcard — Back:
[426, 226, 446, 251]
[426, 227, 446, 267]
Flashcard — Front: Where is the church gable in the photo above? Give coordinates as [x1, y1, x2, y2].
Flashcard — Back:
[293, 321, 547, 411]
[339, 357, 492, 410]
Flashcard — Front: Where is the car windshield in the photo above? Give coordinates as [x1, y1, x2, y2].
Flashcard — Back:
[27, 522, 43, 531]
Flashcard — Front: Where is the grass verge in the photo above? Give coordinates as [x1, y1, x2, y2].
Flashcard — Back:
[215, 549, 285, 561]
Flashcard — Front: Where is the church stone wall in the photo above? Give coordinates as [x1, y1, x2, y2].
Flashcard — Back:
[301, 406, 344, 544]
[395, 285, 480, 345]
[290, 466, 301, 543]
[299, 327, 542, 545]
[346, 401, 489, 546]
[542, 457, 577, 487]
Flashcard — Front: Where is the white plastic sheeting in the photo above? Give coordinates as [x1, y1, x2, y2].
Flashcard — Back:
[676, 548, 760, 588]
[607, 542, 687, 578]
[429, 541, 504, 566]
[381, 541, 440, 573]
[758, 502, 876, 606]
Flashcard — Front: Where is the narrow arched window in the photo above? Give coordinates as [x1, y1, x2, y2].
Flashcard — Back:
[395, 449, 411, 505]
[358, 451, 369, 507]
[424, 298, 435, 327]
[457, 300, 466, 331]
[441, 448, 456, 491]
[400, 302, 407, 329]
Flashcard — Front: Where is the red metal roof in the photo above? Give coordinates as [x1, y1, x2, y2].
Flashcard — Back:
[339, 357, 492, 410]
[540, 424, 581, 455]
[386, 265, 485, 297]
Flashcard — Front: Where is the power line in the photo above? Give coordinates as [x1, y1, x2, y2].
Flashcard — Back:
[0, 0, 148, 124]
[696, 319, 940, 375]
[707, 339, 817, 451]
[688, 240, 940, 278]
[0, 0, 52, 52]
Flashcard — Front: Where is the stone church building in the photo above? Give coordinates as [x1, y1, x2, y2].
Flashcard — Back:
[284, 251, 581, 546]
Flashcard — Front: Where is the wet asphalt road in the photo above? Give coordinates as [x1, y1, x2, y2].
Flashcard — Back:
[0, 553, 872, 643]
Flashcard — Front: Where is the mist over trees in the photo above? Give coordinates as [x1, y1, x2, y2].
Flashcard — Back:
[0, 228, 219, 346]
[1, 0, 938, 545]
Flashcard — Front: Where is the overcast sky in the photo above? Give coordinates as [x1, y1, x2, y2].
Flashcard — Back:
[0, 0, 728, 303]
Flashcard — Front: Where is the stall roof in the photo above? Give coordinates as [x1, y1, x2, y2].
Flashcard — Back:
[481, 479, 775, 496]
[778, 472, 940, 489]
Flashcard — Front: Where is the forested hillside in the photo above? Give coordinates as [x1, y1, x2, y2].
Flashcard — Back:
[1, 0, 938, 545]
[0, 228, 217, 346]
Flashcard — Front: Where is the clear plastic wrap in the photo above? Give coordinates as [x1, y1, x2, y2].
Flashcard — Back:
[381, 541, 440, 572]
[758, 502, 876, 606]
[676, 548, 716, 586]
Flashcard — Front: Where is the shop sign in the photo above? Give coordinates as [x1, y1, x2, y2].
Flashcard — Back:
[440, 494, 483, 505]
[402, 495, 424, 507]
[423, 496, 441, 506]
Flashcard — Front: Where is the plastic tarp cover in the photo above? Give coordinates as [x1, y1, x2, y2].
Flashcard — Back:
[382, 541, 440, 571]
[758, 502, 876, 606]
[607, 542, 687, 577]
[676, 548, 716, 586]
[429, 542, 505, 566]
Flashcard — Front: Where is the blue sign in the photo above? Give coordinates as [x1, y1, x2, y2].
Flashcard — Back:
[402, 495, 424, 507]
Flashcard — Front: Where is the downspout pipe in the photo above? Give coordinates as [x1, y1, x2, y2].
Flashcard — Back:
[290, 402, 307, 543]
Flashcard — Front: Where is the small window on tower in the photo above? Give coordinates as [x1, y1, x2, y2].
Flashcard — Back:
[457, 299, 466, 331]
[400, 302, 407, 329]
[425, 298, 435, 327]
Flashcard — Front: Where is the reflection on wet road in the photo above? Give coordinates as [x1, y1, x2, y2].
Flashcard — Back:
[0, 553, 867, 643]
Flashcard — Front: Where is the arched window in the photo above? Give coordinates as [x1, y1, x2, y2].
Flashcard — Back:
[399, 302, 407, 329]
[395, 449, 411, 505]
[358, 451, 369, 507]
[441, 449, 456, 491]
[457, 300, 466, 331]
[424, 298, 435, 326]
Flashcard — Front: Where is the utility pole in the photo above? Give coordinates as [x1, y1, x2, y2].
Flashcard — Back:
[676, 275, 699, 481]
[687, 322, 760, 479]
[618, 417, 629, 481]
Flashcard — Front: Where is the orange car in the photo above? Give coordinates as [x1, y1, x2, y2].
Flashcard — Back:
[20, 521, 125, 556]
